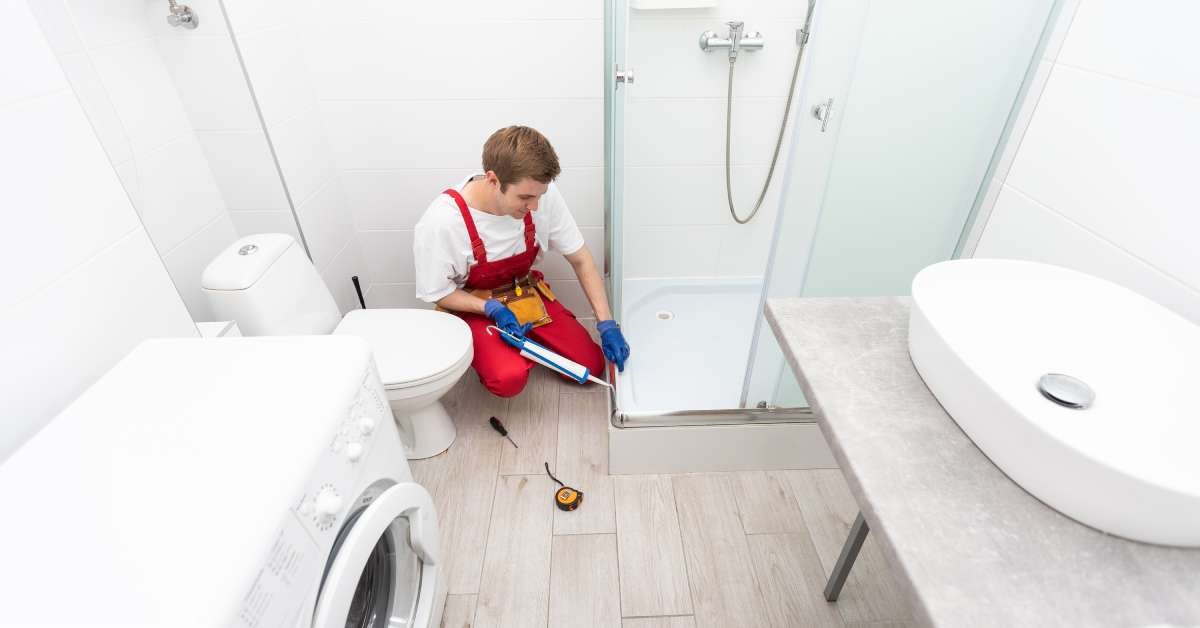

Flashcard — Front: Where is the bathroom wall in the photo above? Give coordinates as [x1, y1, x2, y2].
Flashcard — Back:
[25, 0, 249, 321]
[622, 0, 811, 280]
[279, 0, 606, 315]
[219, 4, 371, 315]
[968, 0, 1200, 324]
[1, 0, 198, 461]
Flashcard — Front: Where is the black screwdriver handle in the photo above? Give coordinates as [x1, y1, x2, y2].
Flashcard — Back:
[490, 416, 519, 448]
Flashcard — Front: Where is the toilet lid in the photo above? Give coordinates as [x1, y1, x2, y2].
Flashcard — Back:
[334, 309, 472, 389]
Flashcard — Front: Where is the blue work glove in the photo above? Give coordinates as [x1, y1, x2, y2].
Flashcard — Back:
[484, 299, 531, 348]
[596, 320, 630, 372]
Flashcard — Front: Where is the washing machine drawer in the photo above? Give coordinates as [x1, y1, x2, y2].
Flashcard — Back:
[313, 482, 440, 628]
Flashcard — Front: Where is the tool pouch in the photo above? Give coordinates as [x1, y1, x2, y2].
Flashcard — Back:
[473, 273, 553, 328]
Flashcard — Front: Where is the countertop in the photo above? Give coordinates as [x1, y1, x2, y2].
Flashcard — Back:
[765, 296, 1200, 627]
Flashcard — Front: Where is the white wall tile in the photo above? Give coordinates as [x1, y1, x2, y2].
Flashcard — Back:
[307, 0, 602, 23]
[161, 214, 239, 320]
[296, 178, 355, 271]
[625, 165, 781, 226]
[154, 34, 261, 131]
[221, 0, 291, 35]
[235, 25, 317, 128]
[0, 229, 197, 462]
[0, 91, 139, 309]
[538, 227, 606, 281]
[364, 283, 427, 309]
[625, 97, 790, 166]
[63, 0, 155, 49]
[87, 39, 191, 154]
[1006, 65, 1200, 289]
[976, 186, 1200, 324]
[55, 52, 133, 165]
[624, 226, 724, 278]
[1057, 0, 1200, 98]
[25, 0, 84, 56]
[310, 21, 601, 101]
[196, 130, 290, 209]
[134, 134, 230, 253]
[342, 169, 469, 230]
[272, 107, 338, 206]
[358, 230, 414, 284]
[320, 236, 372, 315]
[228, 210, 302, 240]
[322, 99, 603, 170]
[1, 0, 71, 105]
[554, 167, 605, 228]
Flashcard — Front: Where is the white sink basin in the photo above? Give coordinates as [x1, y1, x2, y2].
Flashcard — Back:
[909, 259, 1200, 547]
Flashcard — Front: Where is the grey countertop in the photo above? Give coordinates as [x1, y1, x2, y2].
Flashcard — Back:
[766, 297, 1200, 627]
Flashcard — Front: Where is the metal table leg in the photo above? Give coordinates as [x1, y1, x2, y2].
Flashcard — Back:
[824, 511, 869, 602]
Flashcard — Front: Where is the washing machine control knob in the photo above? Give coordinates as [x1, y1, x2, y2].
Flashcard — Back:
[345, 442, 365, 462]
[315, 489, 343, 517]
[356, 417, 376, 436]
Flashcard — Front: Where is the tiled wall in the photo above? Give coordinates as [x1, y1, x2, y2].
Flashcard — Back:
[623, 0, 811, 280]
[26, 0, 246, 321]
[216, 2, 376, 315]
[1, 0, 198, 461]
[969, 0, 1200, 324]
[288, 0, 605, 315]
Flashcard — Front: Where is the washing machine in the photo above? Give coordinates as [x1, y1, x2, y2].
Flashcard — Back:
[0, 336, 442, 628]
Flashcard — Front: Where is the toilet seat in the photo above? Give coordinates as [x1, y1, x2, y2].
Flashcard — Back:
[334, 309, 472, 391]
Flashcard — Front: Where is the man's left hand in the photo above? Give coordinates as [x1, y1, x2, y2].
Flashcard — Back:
[597, 320, 630, 372]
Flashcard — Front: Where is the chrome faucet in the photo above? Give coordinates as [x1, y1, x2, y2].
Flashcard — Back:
[699, 21, 764, 61]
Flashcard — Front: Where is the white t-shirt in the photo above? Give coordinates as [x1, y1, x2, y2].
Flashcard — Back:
[413, 176, 586, 303]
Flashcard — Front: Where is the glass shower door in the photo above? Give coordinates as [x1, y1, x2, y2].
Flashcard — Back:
[604, 0, 627, 331]
[745, 0, 1063, 407]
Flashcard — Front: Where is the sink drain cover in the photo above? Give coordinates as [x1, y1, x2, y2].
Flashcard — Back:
[655, 310, 674, 321]
[1038, 373, 1094, 410]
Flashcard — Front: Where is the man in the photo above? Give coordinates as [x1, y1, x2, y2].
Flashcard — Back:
[413, 126, 629, 397]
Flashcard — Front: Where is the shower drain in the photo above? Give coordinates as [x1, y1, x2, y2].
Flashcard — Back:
[655, 310, 674, 321]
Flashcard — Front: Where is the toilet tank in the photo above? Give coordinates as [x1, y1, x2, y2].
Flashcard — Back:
[201, 234, 341, 336]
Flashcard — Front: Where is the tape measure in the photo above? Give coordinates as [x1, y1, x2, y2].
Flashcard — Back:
[544, 462, 583, 511]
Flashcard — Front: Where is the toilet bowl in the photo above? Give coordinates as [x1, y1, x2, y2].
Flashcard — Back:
[334, 309, 472, 458]
[201, 233, 472, 459]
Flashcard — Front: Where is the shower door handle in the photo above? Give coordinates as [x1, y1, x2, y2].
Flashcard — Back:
[812, 98, 834, 132]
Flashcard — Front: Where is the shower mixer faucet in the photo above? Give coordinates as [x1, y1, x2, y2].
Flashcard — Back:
[699, 21, 764, 61]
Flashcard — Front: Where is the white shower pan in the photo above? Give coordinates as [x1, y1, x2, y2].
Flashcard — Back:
[908, 259, 1200, 547]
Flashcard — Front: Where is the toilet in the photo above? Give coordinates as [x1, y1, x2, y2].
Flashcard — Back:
[201, 233, 472, 459]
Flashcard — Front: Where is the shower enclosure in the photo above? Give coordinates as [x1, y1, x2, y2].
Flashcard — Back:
[605, 0, 1063, 426]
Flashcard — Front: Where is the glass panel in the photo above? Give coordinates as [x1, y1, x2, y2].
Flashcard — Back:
[615, 0, 817, 417]
[747, 0, 1061, 407]
[605, 0, 627, 325]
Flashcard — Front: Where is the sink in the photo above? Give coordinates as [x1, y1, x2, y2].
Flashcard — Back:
[909, 259, 1200, 547]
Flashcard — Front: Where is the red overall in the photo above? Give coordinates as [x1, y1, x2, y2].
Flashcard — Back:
[444, 189, 605, 398]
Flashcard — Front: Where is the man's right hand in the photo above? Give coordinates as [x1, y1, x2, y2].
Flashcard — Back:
[484, 299, 531, 348]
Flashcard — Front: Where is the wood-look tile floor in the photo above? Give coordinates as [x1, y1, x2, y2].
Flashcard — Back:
[412, 368, 914, 628]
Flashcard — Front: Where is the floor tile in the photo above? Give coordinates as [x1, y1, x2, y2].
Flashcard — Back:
[613, 475, 693, 617]
[549, 534, 622, 628]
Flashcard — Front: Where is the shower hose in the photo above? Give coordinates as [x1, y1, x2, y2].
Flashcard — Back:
[724, 30, 811, 225]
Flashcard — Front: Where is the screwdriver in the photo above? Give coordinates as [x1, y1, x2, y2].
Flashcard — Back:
[489, 416, 518, 448]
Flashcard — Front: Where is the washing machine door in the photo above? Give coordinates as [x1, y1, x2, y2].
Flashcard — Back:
[313, 482, 440, 628]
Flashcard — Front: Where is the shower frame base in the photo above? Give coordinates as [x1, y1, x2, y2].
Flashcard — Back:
[609, 416, 837, 475]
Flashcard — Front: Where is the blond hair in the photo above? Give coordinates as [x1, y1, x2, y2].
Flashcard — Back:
[482, 126, 561, 191]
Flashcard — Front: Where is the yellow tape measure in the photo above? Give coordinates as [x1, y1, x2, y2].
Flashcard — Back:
[545, 462, 583, 512]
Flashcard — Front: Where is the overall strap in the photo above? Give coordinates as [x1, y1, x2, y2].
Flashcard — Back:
[522, 213, 537, 252]
[443, 188, 487, 264]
